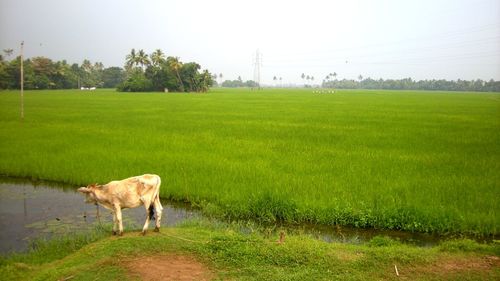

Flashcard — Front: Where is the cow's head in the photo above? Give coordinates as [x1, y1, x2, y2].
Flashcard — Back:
[77, 184, 99, 204]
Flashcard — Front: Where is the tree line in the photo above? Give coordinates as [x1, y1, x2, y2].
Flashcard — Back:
[118, 48, 213, 92]
[0, 48, 214, 92]
[0, 51, 125, 90]
[219, 75, 258, 88]
[322, 77, 500, 92]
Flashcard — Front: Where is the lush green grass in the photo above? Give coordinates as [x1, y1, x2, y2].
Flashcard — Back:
[0, 88, 498, 235]
[1, 220, 499, 281]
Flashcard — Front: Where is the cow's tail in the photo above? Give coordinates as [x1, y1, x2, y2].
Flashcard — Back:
[148, 175, 162, 220]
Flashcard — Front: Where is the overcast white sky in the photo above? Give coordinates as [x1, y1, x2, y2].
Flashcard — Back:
[1, 0, 499, 84]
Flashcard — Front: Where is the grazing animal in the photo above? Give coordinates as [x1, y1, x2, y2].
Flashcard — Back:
[78, 174, 163, 236]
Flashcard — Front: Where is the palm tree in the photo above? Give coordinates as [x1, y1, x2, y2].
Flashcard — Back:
[311, 76, 314, 86]
[219, 73, 223, 85]
[330, 72, 337, 81]
[81, 59, 92, 73]
[168, 56, 184, 92]
[358, 74, 363, 82]
[200, 70, 211, 92]
[150, 49, 165, 67]
[125, 48, 137, 69]
[279, 77, 282, 87]
[306, 75, 310, 86]
[301, 73, 305, 86]
[136, 49, 150, 70]
[273, 76, 277, 87]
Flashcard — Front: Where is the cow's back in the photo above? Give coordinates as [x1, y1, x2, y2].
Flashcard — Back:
[103, 174, 161, 208]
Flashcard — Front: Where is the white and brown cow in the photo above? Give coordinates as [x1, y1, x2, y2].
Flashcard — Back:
[78, 174, 163, 236]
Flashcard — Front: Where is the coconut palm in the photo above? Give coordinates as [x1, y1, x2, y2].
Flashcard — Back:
[136, 49, 150, 70]
[125, 48, 137, 69]
[168, 56, 184, 92]
[150, 49, 165, 67]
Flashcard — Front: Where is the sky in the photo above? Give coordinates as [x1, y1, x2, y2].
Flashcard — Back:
[1, 0, 499, 85]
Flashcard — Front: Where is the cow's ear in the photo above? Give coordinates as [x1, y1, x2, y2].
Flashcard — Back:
[78, 187, 92, 193]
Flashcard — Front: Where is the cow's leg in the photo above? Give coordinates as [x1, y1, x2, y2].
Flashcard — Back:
[141, 203, 151, 236]
[112, 211, 118, 235]
[114, 205, 123, 236]
[154, 197, 163, 232]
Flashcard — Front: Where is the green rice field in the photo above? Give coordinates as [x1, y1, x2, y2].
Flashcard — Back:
[0, 88, 498, 236]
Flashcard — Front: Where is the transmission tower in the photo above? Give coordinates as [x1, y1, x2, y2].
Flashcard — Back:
[253, 49, 262, 90]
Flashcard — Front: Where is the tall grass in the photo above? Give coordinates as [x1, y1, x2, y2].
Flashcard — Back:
[0, 88, 498, 236]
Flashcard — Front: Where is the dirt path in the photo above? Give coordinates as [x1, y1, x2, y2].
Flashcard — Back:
[124, 254, 214, 281]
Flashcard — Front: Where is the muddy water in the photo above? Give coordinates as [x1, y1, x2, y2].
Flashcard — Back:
[0, 178, 487, 254]
[0, 180, 199, 254]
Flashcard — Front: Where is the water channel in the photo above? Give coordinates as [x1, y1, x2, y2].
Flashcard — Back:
[0, 177, 486, 254]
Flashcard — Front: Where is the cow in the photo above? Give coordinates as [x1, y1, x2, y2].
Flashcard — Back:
[77, 174, 163, 236]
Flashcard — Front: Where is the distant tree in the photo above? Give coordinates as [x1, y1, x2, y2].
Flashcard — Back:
[358, 74, 363, 81]
[102, 67, 125, 88]
[167, 56, 185, 92]
[136, 49, 150, 70]
[245, 80, 258, 88]
[273, 76, 277, 86]
[301, 73, 305, 85]
[117, 68, 153, 92]
[150, 49, 165, 67]
[180, 62, 202, 92]
[125, 48, 137, 70]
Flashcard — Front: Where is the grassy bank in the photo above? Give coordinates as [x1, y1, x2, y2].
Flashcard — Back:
[0, 88, 498, 235]
[1, 220, 499, 280]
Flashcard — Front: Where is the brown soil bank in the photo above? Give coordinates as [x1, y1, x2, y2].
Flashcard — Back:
[124, 254, 214, 281]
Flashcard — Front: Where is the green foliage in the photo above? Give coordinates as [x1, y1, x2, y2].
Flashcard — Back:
[118, 49, 213, 93]
[1, 220, 498, 280]
[0, 55, 117, 90]
[368, 236, 401, 247]
[221, 79, 258, 88]
[116, 69, 153, 92]
[0, 88, 498, 236]
[323, 77, 500, 92]
[439, 239, 500, 255]
[102, 67, 125, 88]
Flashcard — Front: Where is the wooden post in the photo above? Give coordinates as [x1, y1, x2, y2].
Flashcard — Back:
[20, 41, 24, 120]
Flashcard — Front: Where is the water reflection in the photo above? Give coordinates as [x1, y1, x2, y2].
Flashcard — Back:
[0, 177, 494, 254]
[0, 179, 199, 254]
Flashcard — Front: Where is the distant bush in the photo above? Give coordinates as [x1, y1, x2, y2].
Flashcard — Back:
[116, 70, 153, 92]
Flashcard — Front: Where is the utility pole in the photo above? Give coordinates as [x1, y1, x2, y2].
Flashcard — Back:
[20, 41, 24, 120]
[253, 49, 262, 90]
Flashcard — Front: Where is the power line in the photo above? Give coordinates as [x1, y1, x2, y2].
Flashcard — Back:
[266, 23, 499, 59]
